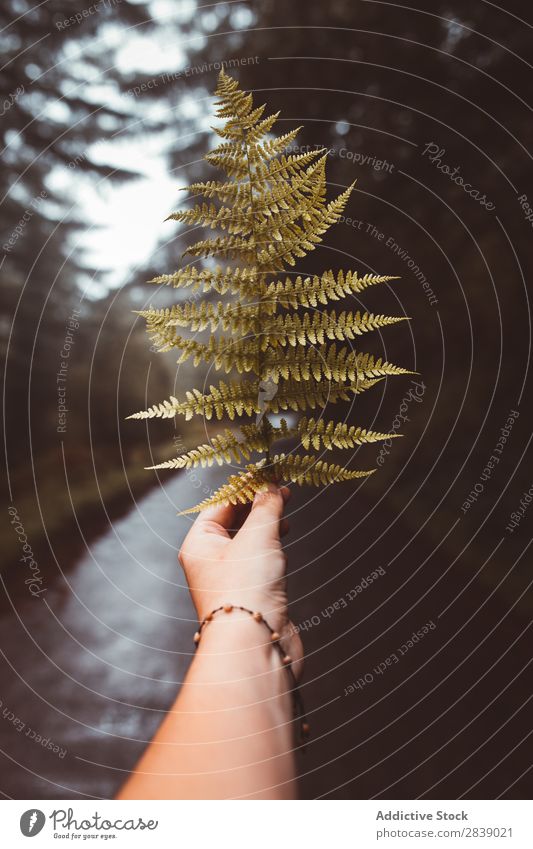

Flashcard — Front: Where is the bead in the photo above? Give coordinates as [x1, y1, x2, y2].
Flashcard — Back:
[282, 654, 292, 665]
[271, 631, 280, 642]
[253, 612, 263, 622]
[193, 632, 201, 644]
[223, 603, 233, 613]
[302, 722, 310, 735]
[205, 612, 213, 621]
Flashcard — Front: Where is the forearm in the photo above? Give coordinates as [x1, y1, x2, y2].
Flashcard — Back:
[117, 610, 297, 799]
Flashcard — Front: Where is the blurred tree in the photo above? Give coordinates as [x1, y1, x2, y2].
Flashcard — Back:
[0, 1, 178, 567]
[0, 0, 160, 470]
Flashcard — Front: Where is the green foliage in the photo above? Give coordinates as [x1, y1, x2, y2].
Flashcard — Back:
[130, 70, 412, 512]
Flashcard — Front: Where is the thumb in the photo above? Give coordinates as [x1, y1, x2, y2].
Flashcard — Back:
[238, 482, 286, 546]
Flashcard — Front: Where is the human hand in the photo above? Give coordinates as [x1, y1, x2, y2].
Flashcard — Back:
[178, 483, 304, 678]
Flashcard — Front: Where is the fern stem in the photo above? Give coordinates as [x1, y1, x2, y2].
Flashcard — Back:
[242, 126, 274, 471]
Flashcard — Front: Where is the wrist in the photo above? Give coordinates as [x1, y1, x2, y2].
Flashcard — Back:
[194, 595, 285, 634]
[189, 605, 309, 746]
[195, 607, 283, 667]
[193, 606, 295, 703]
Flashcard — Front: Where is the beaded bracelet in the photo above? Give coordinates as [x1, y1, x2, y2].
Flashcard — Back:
[193, 604, 310, 748]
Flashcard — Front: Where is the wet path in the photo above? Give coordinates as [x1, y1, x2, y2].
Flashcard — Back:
[0, 467, 230, 799]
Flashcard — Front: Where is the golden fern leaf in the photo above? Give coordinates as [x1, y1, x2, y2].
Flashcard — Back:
[127, 375, 384, 423]
[271, 453, 375, 486]
[254, 126, 303, 159]
[295, 417, 401, 451]
[148, 265, 261, 297]
[257, 183, 356, 267]
[138, 302, 272, 335]
[128, 379, 261, 422]
[263, 309, 409, 347]
[266, 270, 400, 308]
[148, 420, 293, 471]
[168, 157, 327, 238]
[183, 233, 258, 262]
[237, 111, 280, 144]
[146, 426, 265, 470]
[263, 343, 413, 383]
[266, 376, 384, 412]
[181, 150, 326, 208]
[167, 203, 253, 236]
[254, 159, 328, 241]
[178, 463, 271, 514]
[148, 332, 259, 372]
[357, 351, 415, 379]
[166, 202, 256, 236]
[204, 150, 249, 178]
[254, 149, 328, 184]
[214, 76, 255, 120]
[130, 69, 416, 510]
[182, 179, 254, 203]
[166, 201, 220, 228]
[179, 453, 374, 513]
[237, 154, 329, 221]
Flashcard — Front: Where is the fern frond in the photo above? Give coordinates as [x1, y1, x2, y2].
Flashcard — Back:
[149, 420, 293, 470]
[294, 417, 401, 451]
[168, 158, 327, 238]
[183, 154, 327, 213]
[181, 178, 254, 203]
[148, 413, 395, 463]
[356, 352, 414, 379]
[182, 164, 333, 266]
[251, 155, 328, 219]
[246, 129, 313, 170]
[148, 265, 262, 297]
[266, 376, 384, 412]
[138, 302, 272, 335]
[127, 374, 384, 423]
[256, 183, 355, 267]
[266, 270, 400, 308]
[204, 150, 249, 178]
[148, 266, 399, 302]
[148, 426, 264, 470]
[168, 203, 255, 237]
[166, 202, 253, 235]
[214, 73, 256, 121]
[253, 158, 328, 239]
[127, 396, 182, 421]
[264, 309, 409, 347]
[264, 343, 413, 383]
[178, 462, 271, 513]
[148, 332, 259, 372]
[179, 453, 375, 513]
[234, 111, 280, 143]
[130, 69, 416, 510]
[271, 453, 375, 486]
[254, 149, 328, 184]
[127, 379, 261, 422]
[183, 234, 258, 262]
